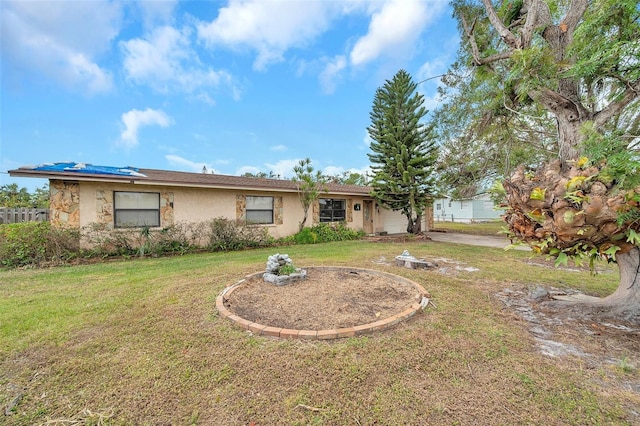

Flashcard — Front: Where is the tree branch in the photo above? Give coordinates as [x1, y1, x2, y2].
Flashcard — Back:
[475, 51, 514, 65]
[481, 0, 520, 49]
[461, 14, 513, 67]
[461, 15, 484, 66]
[520, 0, 539, 47]
[562, 0, 588, 34]
[593, 80, 640, 128]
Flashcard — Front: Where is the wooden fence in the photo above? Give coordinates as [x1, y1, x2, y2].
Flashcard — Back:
[0, 208, 49, 224]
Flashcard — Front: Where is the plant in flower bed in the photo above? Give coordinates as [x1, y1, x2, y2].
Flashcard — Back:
[277, 263, 297, 276]
[263, 253, 306, 285]
[289, 222, 365, 244]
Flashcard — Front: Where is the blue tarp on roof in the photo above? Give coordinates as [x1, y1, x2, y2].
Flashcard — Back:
[30, 162, 146, 177]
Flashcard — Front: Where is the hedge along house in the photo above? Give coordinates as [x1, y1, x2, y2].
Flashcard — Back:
[9, 163, 431, 242]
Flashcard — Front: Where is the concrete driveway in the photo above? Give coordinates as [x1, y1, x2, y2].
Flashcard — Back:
[425, 232, 531, 251]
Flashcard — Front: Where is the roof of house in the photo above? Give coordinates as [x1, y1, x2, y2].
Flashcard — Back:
[9, 162, 372, 196]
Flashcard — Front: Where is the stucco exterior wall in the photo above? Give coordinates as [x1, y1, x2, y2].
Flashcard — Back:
[73, 181, 370, 239]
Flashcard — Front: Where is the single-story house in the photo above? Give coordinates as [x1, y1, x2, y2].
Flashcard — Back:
[434, 194, 503, 223]
[9, 163, 433, 240]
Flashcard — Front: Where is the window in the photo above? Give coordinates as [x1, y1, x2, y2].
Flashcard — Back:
[246, 196, 274, 224]
[114, 191, 160, 228]
[319, 198, 346, 222]
[436, 203, 442, 211]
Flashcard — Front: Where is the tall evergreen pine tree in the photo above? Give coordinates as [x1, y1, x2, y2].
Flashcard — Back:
[367, 69, 438, 234]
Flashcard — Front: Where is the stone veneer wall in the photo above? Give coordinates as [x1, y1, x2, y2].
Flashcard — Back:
[312, 200, 319, 224]
[273, 196, 283, 225]
[96, 189, 113, 226]
[160, 192, 174, 226]
[49, 180, 80, 228]
[236, 195, 246, 220]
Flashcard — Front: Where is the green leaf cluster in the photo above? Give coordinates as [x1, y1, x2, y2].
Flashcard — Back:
[0, 222, 79, 268]
[0, 183, 50, 208]
[292, 158, 328, 230]
[580, 122, 640, 190]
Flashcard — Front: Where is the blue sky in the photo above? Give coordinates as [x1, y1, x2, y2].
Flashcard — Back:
[1, 0, 459, 191]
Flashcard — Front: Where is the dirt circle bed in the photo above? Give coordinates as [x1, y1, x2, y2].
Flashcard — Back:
[216, 267, 430, 340]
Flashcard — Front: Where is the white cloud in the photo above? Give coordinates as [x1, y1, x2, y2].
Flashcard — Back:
[319, 55, 347, 94]
[348, 166, 373, 177]
[417, 56, 449, 111]
[1, 0, 120, 93]
[118, 108, 173, 148]
[360, 131, 373, 150]
[236, 165, 262, 176]
[165, 154, 215, 173]
[323, 165, 344, 176]
[197, 0, 339, 70]
[323, 165, 372, 179]
[350, 0, 446, 66]
[264, 159, 303, 179]
[270, 144, 287, 152]
[121, 25, 235, 97]
[135, 0, 178, 29]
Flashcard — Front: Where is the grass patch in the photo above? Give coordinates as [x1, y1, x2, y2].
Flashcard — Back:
[1, 240, 638, 424]
[433, 219, 507, 236]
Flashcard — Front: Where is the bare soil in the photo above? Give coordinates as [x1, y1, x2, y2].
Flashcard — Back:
[224, 268, 421, 330]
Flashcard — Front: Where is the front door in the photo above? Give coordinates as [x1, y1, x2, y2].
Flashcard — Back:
[363, 200, 374, 234]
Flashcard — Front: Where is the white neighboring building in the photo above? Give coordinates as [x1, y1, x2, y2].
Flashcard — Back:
[434, 194, 503, 223]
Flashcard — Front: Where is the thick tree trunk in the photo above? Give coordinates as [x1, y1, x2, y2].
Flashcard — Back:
[299, 209, 308, 232]
[590, 247, 640, 322]
[406, 214, 422, 234]
[535, 88, 587, 164]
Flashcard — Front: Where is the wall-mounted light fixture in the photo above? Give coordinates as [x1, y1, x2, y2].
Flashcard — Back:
[354, 203, 361, 211]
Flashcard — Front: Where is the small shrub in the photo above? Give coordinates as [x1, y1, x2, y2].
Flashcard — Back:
[0, 222, 79, 268]
[205, 218, 272, 252]
[82, 222, 202, 258]
[277, 263, 297, 276]
[81, 223, 138, 257]
[290, 222, 365, 245]
[148, 223, 197, 255]
[292, 227, 318, 244]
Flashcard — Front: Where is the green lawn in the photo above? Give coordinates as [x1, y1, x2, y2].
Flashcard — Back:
[1, 240, 638, 425]
[433, 219, 507, 236]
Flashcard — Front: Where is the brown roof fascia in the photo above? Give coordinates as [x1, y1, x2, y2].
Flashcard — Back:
[9, 167, 373, 196]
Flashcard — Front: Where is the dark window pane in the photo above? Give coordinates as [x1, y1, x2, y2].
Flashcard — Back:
[319, 198, 346, 222]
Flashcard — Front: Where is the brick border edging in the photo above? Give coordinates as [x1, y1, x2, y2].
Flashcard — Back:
[216, 267, 431, 340]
